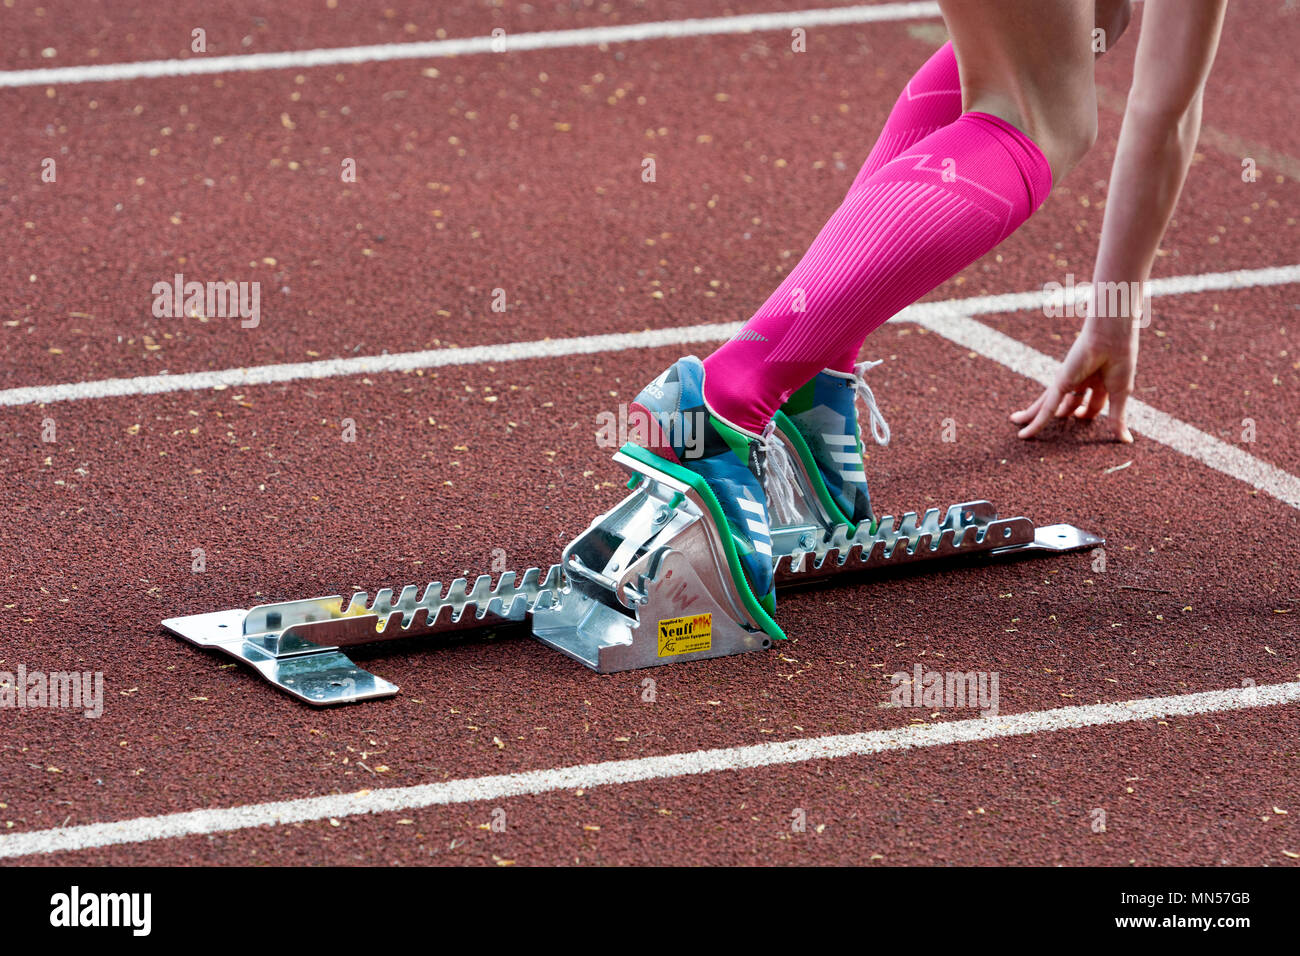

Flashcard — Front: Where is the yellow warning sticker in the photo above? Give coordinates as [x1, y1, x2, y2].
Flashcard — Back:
[657, 613, 712, 657]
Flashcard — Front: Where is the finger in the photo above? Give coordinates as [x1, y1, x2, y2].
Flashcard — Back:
[1075, 387, 1107, 419]
[1054, 388, 1083, 419]
[1017, 385, 1064, 438]
[1107, 391, 1134, 444]
[1010, 391, 1046, 424]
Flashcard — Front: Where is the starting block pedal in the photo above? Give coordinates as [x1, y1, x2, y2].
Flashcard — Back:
[163, 434, 1102, 706]
[531, 444, 782, 671]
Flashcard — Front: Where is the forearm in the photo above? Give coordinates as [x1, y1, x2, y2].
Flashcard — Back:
[1088, 0, 1227, 327]
[1090, 96, 1204, 321]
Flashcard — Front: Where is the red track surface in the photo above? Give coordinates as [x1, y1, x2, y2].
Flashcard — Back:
[1, 1, 1297, 866]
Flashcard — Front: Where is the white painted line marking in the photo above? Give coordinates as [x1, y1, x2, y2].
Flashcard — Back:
[909, 310, 1300, 511]
[0, 680, 1294, 860]
[0, 3, 942, 88]
[0, 322, 742, 407]
[5, 263, 1298, 509]
[905, 263, 1300, 323]
[4, 264, 1297, 410]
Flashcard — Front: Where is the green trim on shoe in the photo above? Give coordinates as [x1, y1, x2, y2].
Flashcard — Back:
[772, 409, 877, 536]
[781, 378, 817, 416]
[710, 416, 756, 463]
[620, 443, 785, 642]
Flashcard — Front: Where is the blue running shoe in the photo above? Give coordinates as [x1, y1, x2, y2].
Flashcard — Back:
[774, 360, 891, 529]
[627, 356, 778, 611]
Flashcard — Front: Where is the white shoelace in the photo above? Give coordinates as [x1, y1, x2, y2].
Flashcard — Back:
[759, 419, 801, 526]
[756, 363, 888, 525]
[853, 359, 891, 448]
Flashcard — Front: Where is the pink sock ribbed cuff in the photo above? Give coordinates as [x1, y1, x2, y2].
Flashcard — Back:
[962, 111, 1054, 212]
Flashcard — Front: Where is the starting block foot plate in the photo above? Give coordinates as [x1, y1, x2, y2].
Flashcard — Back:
[162, 609, 399, 705]
[530, 449, 777, 672]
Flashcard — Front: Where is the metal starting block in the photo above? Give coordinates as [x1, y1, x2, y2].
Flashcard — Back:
[163, 436, 1102, 706]
[531, 446, 778, 671]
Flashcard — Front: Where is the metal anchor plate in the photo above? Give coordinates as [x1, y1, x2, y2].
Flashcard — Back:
[162, 567, 563, 705]
[160, 608, 400, 706]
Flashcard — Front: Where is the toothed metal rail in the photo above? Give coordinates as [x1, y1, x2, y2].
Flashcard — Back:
[164, 444, 1102, 705]
[163, 568, 563, 705]
[775, 501, 1099, 584]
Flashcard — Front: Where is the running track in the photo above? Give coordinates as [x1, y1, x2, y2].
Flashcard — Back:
[0, 0, 1297, 865]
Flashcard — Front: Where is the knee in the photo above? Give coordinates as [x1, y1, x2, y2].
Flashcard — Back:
[969, 95, 1097, 182]
[957, 62, 1098, 179]
[1035, 102, 1098, 177]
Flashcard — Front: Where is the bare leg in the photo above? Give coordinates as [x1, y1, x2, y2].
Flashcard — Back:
[940, 0, 1099, 181]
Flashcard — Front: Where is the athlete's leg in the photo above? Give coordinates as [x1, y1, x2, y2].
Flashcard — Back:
[855, 0, 1127, 194]
[944, 0, 1099, 181]
[832, 0, 1124, 373]
[703, 1, 1095, 434]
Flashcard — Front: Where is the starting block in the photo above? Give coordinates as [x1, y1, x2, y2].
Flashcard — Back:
[163, 432, 1102, 705]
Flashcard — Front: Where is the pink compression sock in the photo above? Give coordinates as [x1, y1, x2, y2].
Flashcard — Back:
[703, 111, 1052, 435]
[852, 42, 962, 193]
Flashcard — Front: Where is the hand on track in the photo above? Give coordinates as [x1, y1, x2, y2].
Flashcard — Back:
[1011, 319, 1139, 443]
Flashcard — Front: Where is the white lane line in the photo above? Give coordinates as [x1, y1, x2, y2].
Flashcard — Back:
[0, 2, 941, 88]
[1, 680, 1295, 860]
[906, 263, 1300, 323]
[4, 264, 1297, 410]
[909, 311, 1300, 511]
[0, 321, 741, 407]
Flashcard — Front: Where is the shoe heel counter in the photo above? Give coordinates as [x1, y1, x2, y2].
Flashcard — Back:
[627, 400, 683, 465]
